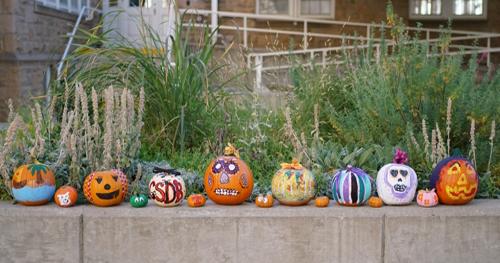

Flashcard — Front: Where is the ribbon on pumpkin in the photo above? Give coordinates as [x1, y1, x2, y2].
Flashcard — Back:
[153, 167, 181, 176]
[223, 143, 240, 159]
[280, 158, 303, 170]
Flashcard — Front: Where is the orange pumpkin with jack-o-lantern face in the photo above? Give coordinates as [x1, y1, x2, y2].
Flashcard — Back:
[83, 170, 128, 207]
[204, 144, 253, 205]
[430, 157, 478, 205]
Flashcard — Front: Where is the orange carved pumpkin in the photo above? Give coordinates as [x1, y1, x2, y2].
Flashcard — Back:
[187, 194, 206, 207]
[83, 170, 128, 207]
[430, 157, 478, 205]
[54, 186, 78, 207]
[255, 193, 274, 208]
[204, 144, 253, 205]
[368, 196, 384, 208]
[314, 196, 330, 207]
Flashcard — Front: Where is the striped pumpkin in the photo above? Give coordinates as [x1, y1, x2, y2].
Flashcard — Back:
[331, 165, 373, 206]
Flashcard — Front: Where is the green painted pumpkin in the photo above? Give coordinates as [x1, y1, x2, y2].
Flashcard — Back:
[130, 194, 148, 208]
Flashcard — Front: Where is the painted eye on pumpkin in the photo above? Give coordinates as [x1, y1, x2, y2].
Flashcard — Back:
[112, 175, 118, 182]
[226, 161, 239, 174]
[390, 170, 398, 177]
[212, 160, 224, 173]
[400, 170, 408, 177]
[96, 177, 103, 184]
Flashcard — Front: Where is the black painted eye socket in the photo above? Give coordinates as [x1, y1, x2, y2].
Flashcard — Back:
[96, 177, 103, 184]
[112, 175, 118, 182]
[225, 160, 239, 174]
[212, 160, 224, 173]
[400, 170, 408, 177]
[390, 170, 398, 177]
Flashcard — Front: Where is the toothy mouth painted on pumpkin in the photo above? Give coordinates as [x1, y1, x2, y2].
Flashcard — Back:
[96, 190, 120, 200]
[445, 185, 476, 199]
[393, 184, 407, 192]
[214, 188, 239, 196]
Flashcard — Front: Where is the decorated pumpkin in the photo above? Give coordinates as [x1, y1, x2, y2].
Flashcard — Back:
[204, 144, 254, 205]
[416, 188, 439, 207]
[12, 162, 56, 206]
[83, 170, 128, 207]
[376, 149, 417, 205]
[430, 157, 478, 205]
[187, 194, 206, 207]
[368, 196, 383, 208]
[314, 196, 330, 207]
[271, 159, 315, 206]
[255, 193, 274, 208]
[130, 194, 148, 208]
[149, 168, 186, 207]
[332, 165, 372, 206]
[54, 186, 78, 207]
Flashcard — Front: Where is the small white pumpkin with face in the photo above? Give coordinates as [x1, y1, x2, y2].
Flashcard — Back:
[376, 163, 417, 205]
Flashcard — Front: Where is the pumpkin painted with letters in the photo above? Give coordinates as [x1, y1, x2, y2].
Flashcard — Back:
[416, 188, 439, 207]
[332, 165, 372, 206]
[430, 157, 478, 205]
[130, 194, 148, 208]
[149, 168, 186, 207]
[204, 144, 253, 205]
[187, 194, 206, 207]
[255, 193, 274, 208]
[368, 196, 383, 208]
[12, 162, 56, 206]
[83, 170, 128, 207]
[314, 196, 330, 207]
[54, 186, 78, 207]
[271, 159, 315, 206]
[376, 149, 417, 205]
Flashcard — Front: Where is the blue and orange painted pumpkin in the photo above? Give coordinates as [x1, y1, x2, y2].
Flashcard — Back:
[331, 165, 373, 206]
[430, 157, 478, 205]
[12, 162, 56, 206]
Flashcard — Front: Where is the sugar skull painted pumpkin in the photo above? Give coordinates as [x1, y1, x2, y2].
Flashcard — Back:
[376, 149, 417, 205]
[332, 165, 372, 206]
[271, 159, 315, 206]
[149, 168, 186, 207]
[12, 162, 56, 206]
[187, 194, 206, 207]
[417, 188, 439, 207]
[83, 170, 128, 207]
[430, 157, 478, 205]
[54, 186, 78, 207]
[130, 194, 149, 208]
[204, 144, 253, 205]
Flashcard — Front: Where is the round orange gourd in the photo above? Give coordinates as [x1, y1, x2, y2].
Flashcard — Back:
[314, 196, 330, 207]
[255, 193, 274, 208]
[54, 186, 78, 207]
[83, 170, 128, 207]
[204, 144, 254, 205]
[187, 194, 206, 207]
[368, 196, 384, 208]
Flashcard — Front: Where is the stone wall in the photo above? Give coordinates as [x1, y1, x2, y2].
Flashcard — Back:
[1, 200, 500, 263]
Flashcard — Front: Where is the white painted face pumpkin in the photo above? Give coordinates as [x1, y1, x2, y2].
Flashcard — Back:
[376, 163, 417, 205]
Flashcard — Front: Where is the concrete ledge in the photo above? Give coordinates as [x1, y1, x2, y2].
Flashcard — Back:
[1, 200, 500, 263]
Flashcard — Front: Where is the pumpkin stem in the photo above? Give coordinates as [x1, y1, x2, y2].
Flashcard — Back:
[223, 143, 240, 159]
[280, 159, 303, 170]
[393, 148, 409, 164]
[153, 167, 181, 175]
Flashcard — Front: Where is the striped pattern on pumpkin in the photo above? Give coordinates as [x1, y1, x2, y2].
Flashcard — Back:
[332, 166, 372, 206]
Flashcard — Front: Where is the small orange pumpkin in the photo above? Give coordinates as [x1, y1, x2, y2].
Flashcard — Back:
[368, 196, 384, 208]
[204, 144, 254, 205]
[83, 170, 128, 207]
[255, 193, 274, 208]
[187, 194, 206, 207]
[314, 196, 330, 207]
[54, 186, 78, 207]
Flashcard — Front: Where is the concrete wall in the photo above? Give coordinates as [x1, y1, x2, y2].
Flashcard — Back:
[1, 199, 500, 263]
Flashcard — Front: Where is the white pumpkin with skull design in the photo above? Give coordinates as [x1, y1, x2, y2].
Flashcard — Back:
[376, 149, 418, 205]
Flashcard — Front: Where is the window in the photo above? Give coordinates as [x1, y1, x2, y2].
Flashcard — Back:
[36, 0, 90, 15]
[410, 0, 487, 20]
[257, 0, 334, 18]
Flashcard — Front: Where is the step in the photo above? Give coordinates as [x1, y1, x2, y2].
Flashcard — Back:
[0, 200, 499, 263]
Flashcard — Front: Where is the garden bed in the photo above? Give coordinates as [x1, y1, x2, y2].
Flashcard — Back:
[1, 200, 499, 263]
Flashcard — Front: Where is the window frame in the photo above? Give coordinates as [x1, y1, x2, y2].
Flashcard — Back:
[409, 0, 487, 20]
[256, 0, 335, 19]
[35, 0, 90, 15]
